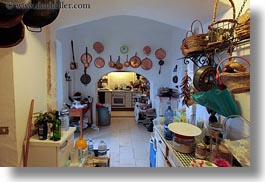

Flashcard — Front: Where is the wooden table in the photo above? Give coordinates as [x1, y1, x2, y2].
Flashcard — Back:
[69, 105, 90, 137]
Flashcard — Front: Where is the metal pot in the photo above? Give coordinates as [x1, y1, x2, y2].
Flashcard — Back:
[0, 0, 31, 28]
[158, 59, 164, 74]
[80, 67, 91, 85]
[193, 65, 216, 92]
[108, 55, 115, 68]
[0, 21, 25, 48]
[129, 52, 141, 68]
[124, 55, 130, 67]
[22, 0, 60, 32]
[115, 56, 123, 70]
[70, 40, 77, 70]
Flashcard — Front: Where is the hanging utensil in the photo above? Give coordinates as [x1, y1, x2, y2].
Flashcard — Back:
[155, 48, 166, 60]
[93, 41, 104, 54]
[80, 67, 91, 86]
[141, 57, 153, 70]
[124, 55, 130, 67]
[108, 55, 115, 68]
[22, 0, 60, 32]
[116, 56, 123, 70]
[70, 40, 77, 70]
[94, 57, 105, 68]
[81, 47, 92, 65]
[129, 52, 141, 68]
[80, 50, 91, 85]
[158, 59, 164, 74]
[143, 46, 152, 55]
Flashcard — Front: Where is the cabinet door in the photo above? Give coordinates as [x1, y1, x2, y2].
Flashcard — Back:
[57, 132, 75, 167]
[105, 92, 112, 104]
[156, 147, 171, 167]
[125, 92, 132, 108]
[168, 148, 181, 167]
[28, 145, 57, 167]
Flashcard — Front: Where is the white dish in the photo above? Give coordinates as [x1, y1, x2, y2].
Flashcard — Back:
[168, 122, 202, 137]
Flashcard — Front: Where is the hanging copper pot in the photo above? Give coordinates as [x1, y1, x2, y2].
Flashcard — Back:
[22, 0, 60, 32]
[0, 21, 25, 48]
[0, 0, 31, 28]
[108, 55, 115, 68]
[141, 57, 153, 70]
[124, 55, 130, 67]
[93, 41, 104, 54]
[129, 52, 141, 68]
[155, 48, 166, 60]
[143, 46, 151, 55]
[115, 56, 123, 70]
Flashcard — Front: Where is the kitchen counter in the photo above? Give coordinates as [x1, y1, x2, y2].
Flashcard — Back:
[98, 89, 137, 93]
[154, 125, 196, 167]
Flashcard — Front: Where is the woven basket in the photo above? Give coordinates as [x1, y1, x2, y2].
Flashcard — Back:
[181, 20, 208, 56]
[216, 56, 250, 94]
[235, 11, 250, 41]
[207, 0, 237, 50]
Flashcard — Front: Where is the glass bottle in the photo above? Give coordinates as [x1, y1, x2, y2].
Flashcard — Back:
[38, 119, 48, 140]
[164, 105, 174, 140]
[53, 111, 61, 141]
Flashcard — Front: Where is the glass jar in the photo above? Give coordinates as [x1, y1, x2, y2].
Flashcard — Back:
[195, 142, 207, 160]
[59, 109, 69, 135]
[210, 138, 233, 167]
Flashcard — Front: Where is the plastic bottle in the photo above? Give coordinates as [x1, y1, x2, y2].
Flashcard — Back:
[164, 105, 174, 140]
[98, 140, 107, 156]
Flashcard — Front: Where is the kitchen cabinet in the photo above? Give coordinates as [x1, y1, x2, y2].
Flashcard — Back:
[105, 91, 112, 104]
[125, 92, 132, 108]
[153, 125, 196, 167]
[154, 126, 171, 167]
[27, 127, 76, 167]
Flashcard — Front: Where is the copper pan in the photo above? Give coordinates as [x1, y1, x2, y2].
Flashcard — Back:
[141, 57, 152, 70]
[155, 48, 166, 60]
[94, 57, 105, 68]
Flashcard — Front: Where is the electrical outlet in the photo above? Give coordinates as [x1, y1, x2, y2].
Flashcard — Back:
[0, 127, 9, 135]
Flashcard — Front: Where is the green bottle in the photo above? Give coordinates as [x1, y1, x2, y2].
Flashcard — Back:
[53, 111, 61, 141]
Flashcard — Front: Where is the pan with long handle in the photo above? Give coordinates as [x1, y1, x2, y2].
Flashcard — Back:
[70, 40, 77, 70]
[80, 67, 91, 86]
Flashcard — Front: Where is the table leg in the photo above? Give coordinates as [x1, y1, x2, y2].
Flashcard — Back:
[80, 111, 83, 138]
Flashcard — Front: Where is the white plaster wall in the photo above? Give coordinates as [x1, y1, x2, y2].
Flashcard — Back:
[56, 15, 186, 124]
[12, 30, 47, 166]
[0, 49, 17, 166]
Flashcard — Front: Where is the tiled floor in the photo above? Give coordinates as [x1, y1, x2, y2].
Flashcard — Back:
[74, 111, 152, 167]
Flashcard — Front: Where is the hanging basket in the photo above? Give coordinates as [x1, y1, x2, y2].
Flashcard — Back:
[235, 10, 250, 41]
[207, 0, 237, 50]
[216, 56, 250, 94]
[180, 20, 208, 56]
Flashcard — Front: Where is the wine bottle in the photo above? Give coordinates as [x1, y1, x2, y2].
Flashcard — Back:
[53, 111, 61, 141]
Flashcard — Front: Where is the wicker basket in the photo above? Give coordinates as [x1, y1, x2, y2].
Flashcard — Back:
[181, 20, 208, 56]
[216, 56, 250, 94]
[235, 11, 250, 41]
[207, 0, 237, 50]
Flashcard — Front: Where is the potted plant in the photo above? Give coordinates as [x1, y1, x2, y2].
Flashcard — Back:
[33, 111, 57, 140]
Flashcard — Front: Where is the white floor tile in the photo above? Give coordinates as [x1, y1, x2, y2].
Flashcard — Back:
[75, 111, 151, 168]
